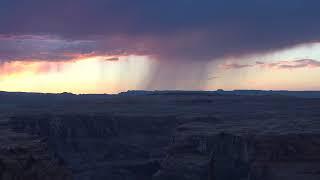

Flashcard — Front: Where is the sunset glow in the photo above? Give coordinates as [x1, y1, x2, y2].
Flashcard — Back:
[1, 1, 320, 93]
[0, 56, 152, 94]
[2, 43, 320, 94]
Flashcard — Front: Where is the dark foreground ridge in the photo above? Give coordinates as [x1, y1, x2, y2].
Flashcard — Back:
[1, 91, 320, 180]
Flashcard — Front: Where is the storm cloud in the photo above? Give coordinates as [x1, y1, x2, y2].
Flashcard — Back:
[1, 0, 320, 62]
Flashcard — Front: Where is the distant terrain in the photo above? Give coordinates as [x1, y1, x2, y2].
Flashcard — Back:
[1, 90, 320, 180]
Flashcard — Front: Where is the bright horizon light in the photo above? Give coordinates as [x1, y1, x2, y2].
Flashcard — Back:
[1, 43, 320, 94]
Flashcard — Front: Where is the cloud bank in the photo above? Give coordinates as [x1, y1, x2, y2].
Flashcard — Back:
[1, 0, 320, 91]
[256, 59, 320, 70]
[219, 62, 253, 70]
[0, 0, 320, 62]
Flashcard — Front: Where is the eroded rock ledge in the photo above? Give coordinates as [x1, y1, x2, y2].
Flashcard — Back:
[0, 129, 73, 180]
[6, 113, 320, 180]
[155, 122, 320, 180]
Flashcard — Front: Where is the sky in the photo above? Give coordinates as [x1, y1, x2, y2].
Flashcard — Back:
[1, 0, 320, 94]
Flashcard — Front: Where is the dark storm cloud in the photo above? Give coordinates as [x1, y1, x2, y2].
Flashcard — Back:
[0, 35, 98, 61]
[1, 0, 320, 62]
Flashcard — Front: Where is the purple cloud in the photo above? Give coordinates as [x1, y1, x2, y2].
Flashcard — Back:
[219, 62, 252, 69]
[220, 59, 320, 70]
[256, 59, 320, 69]
[0, 0, 320, 63]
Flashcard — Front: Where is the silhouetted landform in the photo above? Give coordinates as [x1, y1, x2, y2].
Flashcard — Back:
[120, 90, 320, 98]
[1, 90, 320, 180]
[0, 117, 73, 179]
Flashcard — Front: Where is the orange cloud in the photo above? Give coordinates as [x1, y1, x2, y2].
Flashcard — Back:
[0, 61, 64, 77]
[104, 57, 120, 62]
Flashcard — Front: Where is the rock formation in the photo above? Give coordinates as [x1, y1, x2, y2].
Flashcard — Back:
[1, 91, 320, 180]
[0, 129, 73, 180]
[155, 122, 320, 180]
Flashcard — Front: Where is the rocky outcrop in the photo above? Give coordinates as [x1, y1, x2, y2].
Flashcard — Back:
[6, 113, 320, 180]
[8, 114, 177, 180]
[245, 135, 320, 180]
[155, 122, 320, 180]
[8, 114, 320, 180]
[3, 91, 320, 180]
[0, 129, 73, 180]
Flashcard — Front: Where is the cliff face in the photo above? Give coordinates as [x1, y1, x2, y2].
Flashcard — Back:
[155, 122, 320, 180]
[9, 114, 320, 180]
[7, 114, 320, 180]
[0, 129, 73, 180]
[2, 93, 320, 180]
[9, 114, 176, 180]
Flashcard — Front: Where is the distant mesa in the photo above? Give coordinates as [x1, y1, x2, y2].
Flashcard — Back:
[60, 92, 75, 96]
[1, 89, 320, 98]
[118, 89, 320, 98]
[119, 90, 154, 95]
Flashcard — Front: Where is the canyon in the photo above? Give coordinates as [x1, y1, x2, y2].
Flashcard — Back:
[0, 91, 320, 180]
